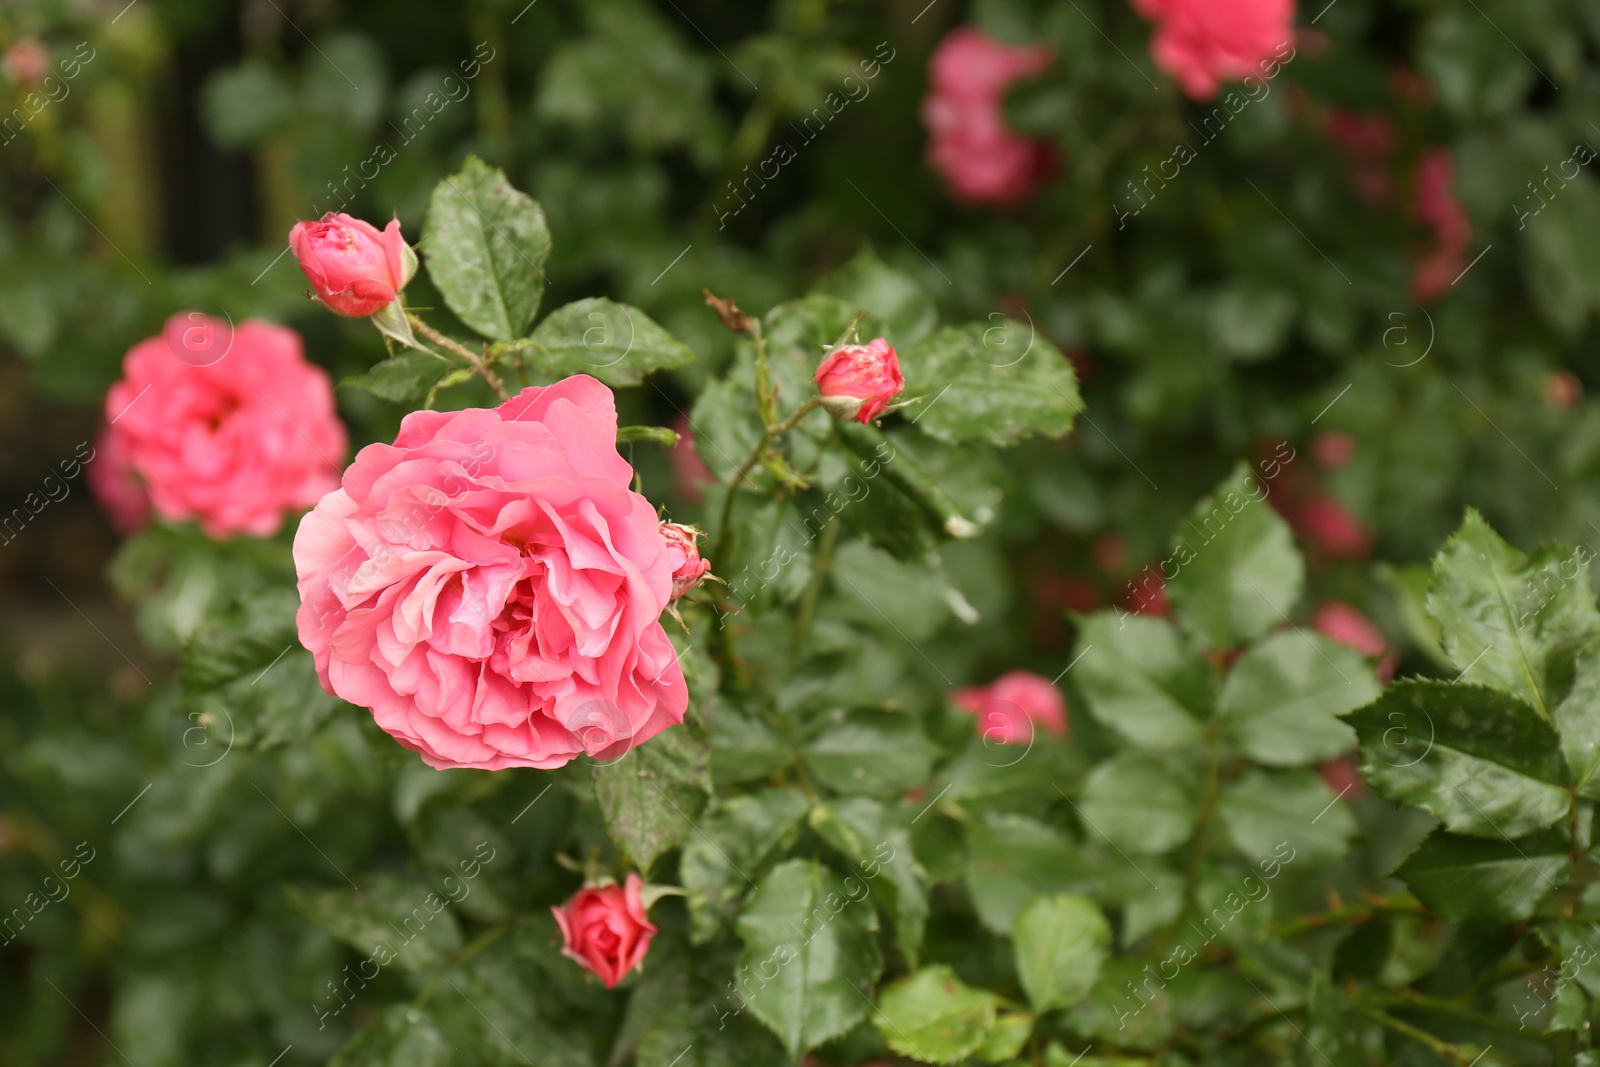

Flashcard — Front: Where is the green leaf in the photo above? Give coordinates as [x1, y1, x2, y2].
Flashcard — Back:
[422, 156, 552, 341]
[285, 875, 463, 974]
[813, 246, 938, 345]
[711, 702, 795, 784]
[976, 1012, 1034, 1063]
[965, 814, 1091, 935]
[594, 718, 712, 874]
[810, 796, 929, 967]
[181, 587, 342, 750]
[1217, 768, 1354, 868]
[1014, 895, 1111, 1012]
[1218, 631, 1377, 766]
[340, 349, 455, 405]
[631, 950, 789, 1067]
[1394, 828, 1571, 923]
[1166, 465, 1305, 651]
[898, 323, 1081, 447]
[1347, 680, 1570, 838]
[1072, 613, 1210, 752]
[734, 858, 884, 1059]
[1556, 643, 1600, 799]
[680, 788, 810, 942]
[803, 711, 939, 798]
[328, 1005, 451, 1067]
[516, 297, 696, 386]
[1078, 755, 1197, 856]
[873, 965, 1001, 1065]
[1426, 509, 1600, 718]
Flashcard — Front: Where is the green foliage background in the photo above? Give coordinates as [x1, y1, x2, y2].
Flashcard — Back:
[4, 0, 1600, 1064]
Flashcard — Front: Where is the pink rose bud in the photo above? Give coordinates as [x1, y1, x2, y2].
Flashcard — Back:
[552, 873, 658, 989]
[287, 213, 418, 317]
[661, 522, 712, 600]
[814, 337, 905, 423]
[1319, 755, 1366, 800]
[1312, 601, 1396, 682]
[951, 670, 1068, 745]
[1547, 371, 1583, 410]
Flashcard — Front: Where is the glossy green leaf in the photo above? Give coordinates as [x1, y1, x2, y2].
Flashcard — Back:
[809, 796, 928, 967]
[1072, 613, 1210, 751]
[327, 1005, 451, 1067]
[803, 712, 938, 798]
[1217, 768, 1354, 868]
[965, 814, 1091, 935]
[899, 323, 1081, 447]
[1394, 828, 1570, 923]
[1165, 465, 1304, 651]
[680, 788, 809, 942]
[594, 716, 712, 874]
[734, 858, 884, 1059]
[1555, 642, 1600, 799]
[1218, 631, 1377, 766]
[285, 875, 462, 974]
[1078, 755, 1197, 856]
[517, 297, 696, 386]
[340, 350, 454, 404]
[975, 1012, 1033, 1063]
[1014, 895, 1111, 1012]
[873, 965, 1000, 1065]
[813, 247, 938, 345]
[1426, 509, 1600, 718]
[1347, 680, 1570, 838]
[423, 156, 551, 340]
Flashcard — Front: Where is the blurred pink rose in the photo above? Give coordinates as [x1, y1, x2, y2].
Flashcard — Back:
[1294, 496, 1374, 559]
[1324, 109, 1395, 205]
[815, 337, 905, 423]
[1311, 431, 1355, 470]
[1546, 371, 1583, 409]
[1131, 0, 1296, 100]
[668, 415, 715, 503]
[952, 670, 1068, 744]
[1411, 149, 1471, 303]
[1312, 600, 1395, 681]
[661, 522, 711, 600]
[4, 38, 49, 86]
[293, 375, 688, 771]
[288, 213, 416, 317]
[552, 873, 657, 988]
[1319, 755, 1366, 799]
[921, 27, 1054, 205]
[93, 315, 345, 538]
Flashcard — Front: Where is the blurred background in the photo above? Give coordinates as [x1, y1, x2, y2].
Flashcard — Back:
[3, 0, 1599, 1062]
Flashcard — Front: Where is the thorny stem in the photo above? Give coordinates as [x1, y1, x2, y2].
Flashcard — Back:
[712, 395, 823, 567]
[1272, 892, 1425, 939]
[789, 513, 841, 664]
[408, 313, 509, 400]
[1357, 989, 1551, 1044]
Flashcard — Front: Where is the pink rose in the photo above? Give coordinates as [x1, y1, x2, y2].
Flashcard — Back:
[288, 213, 417, 317]
[1411, 149, 1471, 303]
[293, 375, 688, 771]
[951, 670, 1068, 745]
[921, 27, 1055, 205]
[660, 522, 711, 600]
[93, 315, 345, 539]
[552, 873, 658, 988]
[668, 415, 715, 503]
[1319, 754, 1366, 800]
[814, 338, 905, 423]
[1131, 0, 1296, 101]
[1312, 600, 1395, 681]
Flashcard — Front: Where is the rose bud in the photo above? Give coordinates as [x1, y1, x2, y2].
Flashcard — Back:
[814, 337, 905, 423]
[287, 212, 418, 317]
[951, 670, 1067, 745]
[4, 39, 49, 87]
[661, 522, 712, 600]
[552, 873, 658, 989]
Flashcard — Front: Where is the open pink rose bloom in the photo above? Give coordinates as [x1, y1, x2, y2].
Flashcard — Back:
[293, 375, 689, 770]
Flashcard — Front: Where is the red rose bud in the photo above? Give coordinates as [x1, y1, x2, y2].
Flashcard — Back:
[661, 522, 711, 600]
[288, 213, 418, 317]
[1547, 371, 1583, 409]
[4, 39, 49, 87]
[552, 873, 658, 988]
[814, 337, 905, 423]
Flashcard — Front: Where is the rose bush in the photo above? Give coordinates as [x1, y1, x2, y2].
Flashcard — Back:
[6, 1, 1600, 1066]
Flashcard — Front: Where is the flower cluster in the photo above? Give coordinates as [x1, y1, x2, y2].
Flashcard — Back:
[1131, 0, 1296, 101]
